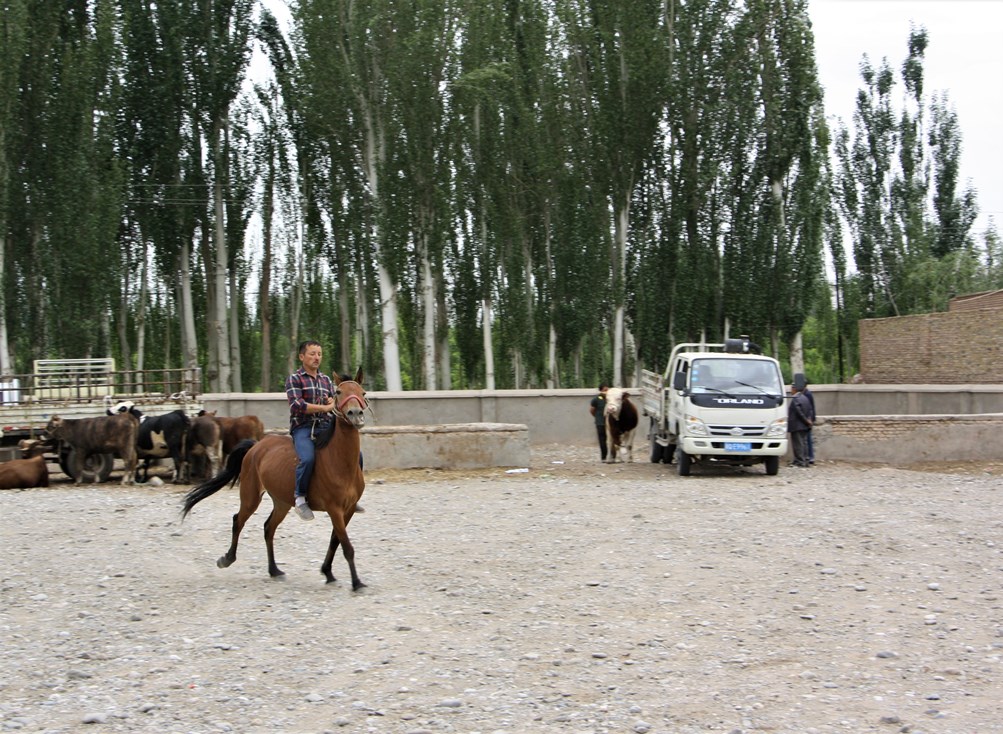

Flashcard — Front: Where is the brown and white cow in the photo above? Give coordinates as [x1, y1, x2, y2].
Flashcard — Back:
[0, 454, 49, 489]
[46, 413, 139, 485]
[604, 387, 638, 463]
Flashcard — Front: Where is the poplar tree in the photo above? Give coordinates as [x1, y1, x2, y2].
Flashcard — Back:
[0, 0, 28, 372]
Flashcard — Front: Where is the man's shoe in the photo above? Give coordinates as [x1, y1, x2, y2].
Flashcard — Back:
[294, 498, 314, 521]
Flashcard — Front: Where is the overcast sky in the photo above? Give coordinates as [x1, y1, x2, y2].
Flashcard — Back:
[807, 0, 1003, 238]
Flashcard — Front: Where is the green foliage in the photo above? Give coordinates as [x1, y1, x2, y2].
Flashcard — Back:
[0, 4, 993, 391]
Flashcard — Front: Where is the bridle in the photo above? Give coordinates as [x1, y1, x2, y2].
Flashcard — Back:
[332, 381, 368, 420]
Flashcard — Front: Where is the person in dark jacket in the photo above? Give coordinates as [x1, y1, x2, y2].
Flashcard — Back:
[794, 373, 816, 465]
[589, 383, 609, 461]
[788, 381, 814, 468]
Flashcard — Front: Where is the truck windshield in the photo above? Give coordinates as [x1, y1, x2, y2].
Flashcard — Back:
[689, 358, 782, 396]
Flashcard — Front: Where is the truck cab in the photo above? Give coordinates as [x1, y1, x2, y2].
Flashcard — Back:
[642, 338, 788, 476]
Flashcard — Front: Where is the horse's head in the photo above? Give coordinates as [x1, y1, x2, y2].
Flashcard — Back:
[604, 387, 629, 420]
[333, 368, 367, 429]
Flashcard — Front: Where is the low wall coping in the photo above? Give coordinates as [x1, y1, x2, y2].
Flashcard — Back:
[820, 413, 1003, 422]
[363, 422, 527, 435]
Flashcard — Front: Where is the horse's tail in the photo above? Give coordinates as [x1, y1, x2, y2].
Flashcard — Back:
[180, 439, 256, 519]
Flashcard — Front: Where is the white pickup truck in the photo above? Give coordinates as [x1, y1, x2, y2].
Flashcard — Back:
[641, 338, 788, 476]
[0, 358, 201, 481]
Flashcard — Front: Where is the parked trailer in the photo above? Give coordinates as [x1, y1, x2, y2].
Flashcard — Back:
[0, 359, 202, 482]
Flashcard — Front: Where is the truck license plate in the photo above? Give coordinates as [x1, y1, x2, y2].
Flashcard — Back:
[724, 442, 751, 452]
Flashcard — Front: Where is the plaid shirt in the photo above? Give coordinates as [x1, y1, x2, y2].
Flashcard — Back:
[285, 368, 335, 432]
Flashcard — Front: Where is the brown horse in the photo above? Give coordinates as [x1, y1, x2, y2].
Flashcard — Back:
[181, 369, 368, 587]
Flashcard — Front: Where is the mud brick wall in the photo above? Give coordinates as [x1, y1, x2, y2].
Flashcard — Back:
[950, 290, 1003, 311]
[859, 309, 1003, 384]
[815, 414, 1003, 463]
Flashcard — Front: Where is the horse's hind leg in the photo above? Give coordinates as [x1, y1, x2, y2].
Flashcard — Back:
[217, 512, 243, 568]
[263, 505, 292, 577]
[216, 487, 263, 570]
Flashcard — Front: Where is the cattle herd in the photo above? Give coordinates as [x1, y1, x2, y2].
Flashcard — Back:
[0, 408, 264, 490]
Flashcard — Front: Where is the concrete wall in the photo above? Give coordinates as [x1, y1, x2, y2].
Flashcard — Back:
[203, 385, 1003, 465]
[809, 384, 1003, 416]
[364, 423, 529, 470]
[203, 389, 602, 447]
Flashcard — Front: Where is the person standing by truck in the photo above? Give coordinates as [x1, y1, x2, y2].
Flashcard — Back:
[788, 380, 814, 468]
[794, 373, 818, 465]
[589, 383, 609, 461]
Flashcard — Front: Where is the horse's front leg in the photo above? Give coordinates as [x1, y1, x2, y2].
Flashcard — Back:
[323, 514, 365, 590]
[321, 528, 341, 584]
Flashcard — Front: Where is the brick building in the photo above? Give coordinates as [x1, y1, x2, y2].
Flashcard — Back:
[858, 289, 1003, 384]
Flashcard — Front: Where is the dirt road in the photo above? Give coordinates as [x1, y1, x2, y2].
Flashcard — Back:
[1, 446, 1001, 733]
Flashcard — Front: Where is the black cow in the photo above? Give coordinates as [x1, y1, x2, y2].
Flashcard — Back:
[135, 409, 191, 483]
[46, 413, 139, 485]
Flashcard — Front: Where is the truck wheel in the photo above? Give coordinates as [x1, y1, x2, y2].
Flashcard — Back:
[676, 448, 692, 477]
[764, 455, 780, 476]
[63, 448, 114, 483]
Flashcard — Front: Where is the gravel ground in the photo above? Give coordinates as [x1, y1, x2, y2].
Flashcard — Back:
[1, 446, 1001, 734]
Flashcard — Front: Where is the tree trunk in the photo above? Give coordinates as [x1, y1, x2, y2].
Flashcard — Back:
[135, 249, 148, 373]
[436, 283, 451, 389]
[287, 224, 303, 377]
[547, 323, 558, 389]
[337, 266, 351, 375]
[789, 330, 804, 379]
[612, 197, 630, 385]
[419, 236, 436, 389]
[259, 184, 273, 392]
[179, 239, 199, 372]
[228, 266, 241, 392]
[479, 203, 495, 390]
[199, 223, 219, 388]
[360, 99, 402, 391]
[212, 121, 231, 392]
[355, 263, 369, 374]
[0, 234, 11, 373]
[117, 247, 132, 368]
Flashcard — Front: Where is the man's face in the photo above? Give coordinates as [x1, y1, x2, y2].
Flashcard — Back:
[300, 345, 323, 372]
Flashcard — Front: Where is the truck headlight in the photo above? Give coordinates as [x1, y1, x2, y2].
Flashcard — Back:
[766, 418, 788, 438]
[684, 414, 708, 436]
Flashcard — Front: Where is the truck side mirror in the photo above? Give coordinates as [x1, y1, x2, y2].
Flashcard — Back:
[672, 372, 686, 391]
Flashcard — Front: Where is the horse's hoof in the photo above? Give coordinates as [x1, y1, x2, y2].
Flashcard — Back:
[352, 581, 367, 592]
[216, 556, 232, 569]
[269, 567, 286, 578]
